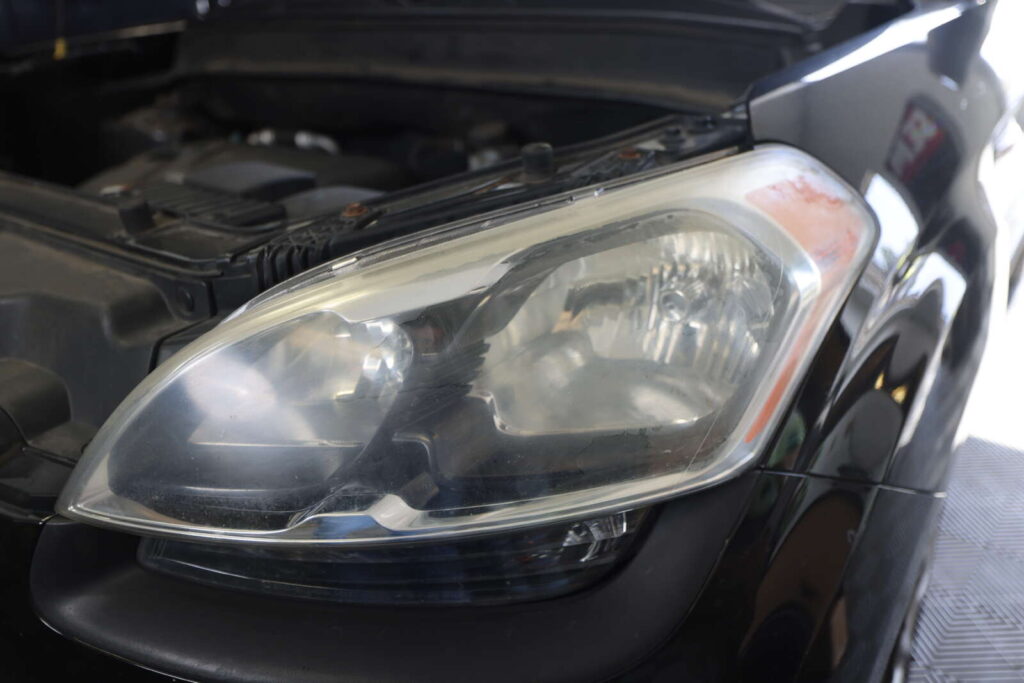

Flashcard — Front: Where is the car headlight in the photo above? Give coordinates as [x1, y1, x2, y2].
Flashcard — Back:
[58, 146, 875, 553]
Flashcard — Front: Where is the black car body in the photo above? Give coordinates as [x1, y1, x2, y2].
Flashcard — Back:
[0, 1, 1020, 681]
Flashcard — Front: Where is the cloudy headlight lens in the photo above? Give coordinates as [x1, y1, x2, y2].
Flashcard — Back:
[58, 146, 875, 545]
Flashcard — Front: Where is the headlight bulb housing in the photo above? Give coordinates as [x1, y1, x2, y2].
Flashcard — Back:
[58, 146, 876, 551]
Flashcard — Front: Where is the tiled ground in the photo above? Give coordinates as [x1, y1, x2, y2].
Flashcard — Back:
[909, 296, 1024, 682]
[910, 438, 1024, 681]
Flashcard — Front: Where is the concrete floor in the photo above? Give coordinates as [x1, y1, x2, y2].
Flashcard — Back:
[909, 294, 1024, 681]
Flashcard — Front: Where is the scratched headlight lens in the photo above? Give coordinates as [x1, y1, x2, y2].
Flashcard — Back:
[58, 146, 875, 545]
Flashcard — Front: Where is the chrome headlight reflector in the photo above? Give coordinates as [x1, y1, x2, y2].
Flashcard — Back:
[58, 146, 876, 545]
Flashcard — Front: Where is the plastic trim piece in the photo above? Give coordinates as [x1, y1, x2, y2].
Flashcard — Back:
[33, 476, 755, 683]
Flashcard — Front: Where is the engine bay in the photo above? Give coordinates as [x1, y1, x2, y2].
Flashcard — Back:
[1, 58, 745, 293]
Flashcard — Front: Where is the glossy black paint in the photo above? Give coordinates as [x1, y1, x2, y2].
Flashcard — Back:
[5, 1, 1010, 681]
[750, 2, 1000, 495]
[620, 3, 1002, 680]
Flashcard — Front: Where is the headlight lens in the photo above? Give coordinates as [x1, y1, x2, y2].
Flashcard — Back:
[138, 509, 650, 605]
[58, 146, 875, 545]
